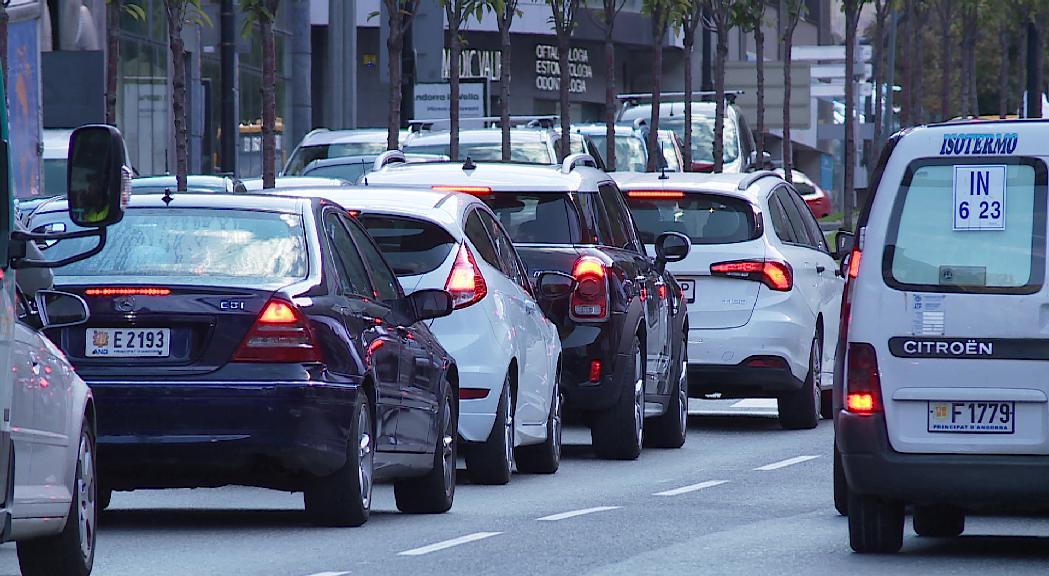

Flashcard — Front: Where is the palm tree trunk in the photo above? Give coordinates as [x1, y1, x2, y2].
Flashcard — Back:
[499, 20, 512, 161]
[782, 34, 793, 184]
[844, 0, 859, 231]
[1000, 25, 1010, 118]
[261, 16, 276, 189]
[754, 24, 765, 161]
[646, 25, 663, 172]
[683, 33, 693, 172]
[387, 24, 403, 150]
[901, 0, 912, 126]
[913, 5, 925, 123]
[557, 32, 571, 161]
[712, 21, 727, 173]
[939, 2, 951, 121]
[107, 0, 121, 125]
[872, 10, 883, 155]
[168, 9, 188, 192]
[605, 29, 616, 171]
[449, 30, 461, 161]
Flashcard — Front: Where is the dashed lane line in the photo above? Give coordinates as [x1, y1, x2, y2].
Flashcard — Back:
[536, 506, 622, 521]
[653, 480, 729, 497]
[305, 572, 350, 576]
[397, 532, 503, 556]
[753, 455, 821, 471]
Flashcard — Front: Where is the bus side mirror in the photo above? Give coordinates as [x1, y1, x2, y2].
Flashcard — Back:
[67, 125, 129, 228]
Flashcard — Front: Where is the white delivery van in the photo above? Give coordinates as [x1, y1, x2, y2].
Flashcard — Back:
[835, 120, 1049, 553]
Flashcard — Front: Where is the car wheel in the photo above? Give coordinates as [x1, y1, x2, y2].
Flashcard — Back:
[464, 373, 514, 485]
[98, 484, 112, 512]
[515, 374, 562, 474]
[645, 331, 688, 449]
[778, 333, 821, 430]
[304, 393, 373, 527]
[17, 418, 96, 576]
[848, 491, 904, 554]
[834, 444, 848, 516]
[394, 380, 457, 514]
[593, 339, 644, 460]
[913, 505, 965, 537]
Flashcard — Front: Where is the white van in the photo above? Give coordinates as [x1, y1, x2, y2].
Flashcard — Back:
[835, 120, 1048, 553]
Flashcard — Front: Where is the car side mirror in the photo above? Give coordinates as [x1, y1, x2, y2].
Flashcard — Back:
[67, 125, 130, 228]
[535, 271, 577, 299]
[35, 290, 89, 328]
[655, 232, 691, 270]
[407, 288, 453, 323]
[834, 230, 855, 260]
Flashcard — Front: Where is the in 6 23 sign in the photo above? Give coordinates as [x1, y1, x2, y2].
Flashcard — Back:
[953, 164, 1006, 231]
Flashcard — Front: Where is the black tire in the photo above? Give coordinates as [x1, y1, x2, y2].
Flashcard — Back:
[913, 505, 965, 537]
[395, 381, 457, 514]
[778, 333, 822, 430]
[592, 339, 644, 460]
[17, 418, 96, 576]
[515, 373, 562, 474]
[820, 381, 834, 420]
[848, 491, 905, 554]
[834, 445, 848, 516]
[98, 484, 112, 512]
[646, 331, 688, 449]
[464, 373, 513, 485]
[304, 394, 373, 527]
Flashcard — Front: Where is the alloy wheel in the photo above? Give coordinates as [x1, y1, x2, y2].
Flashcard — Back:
[678, 334, 688, 434]
[503, 387, 515, 475]
[442, 397, 455, 496]
[811, 337, 822, 416]
[77, 432, 96, 562]
[634, 349, 644, 450]
[357, 407, 374, 510]
[551, 384, 563, 463]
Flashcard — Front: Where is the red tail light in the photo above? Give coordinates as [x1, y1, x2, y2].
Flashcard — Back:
[432, 185, 493, 196]
[85, 287, 172, 296]
[837, 248, 863, 359]
[445, 243, 487, 309]
[710, 260, 793, 291]
[459, 388, 490, 400]
[846, 342, 881, 415]
[589, 360, 602, 382]
[627, 190, 685, 199]
[570, 257, 609, 321]
[233, 298, 323, 363]
[743, 356, 789, 370]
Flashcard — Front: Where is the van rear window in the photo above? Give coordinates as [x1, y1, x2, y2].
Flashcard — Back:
[884, 159, 1046, 294]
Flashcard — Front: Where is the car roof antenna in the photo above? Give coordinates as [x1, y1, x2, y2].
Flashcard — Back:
[659, 165, 669, 180]
[463, 156, 476, 171]
[162, 188, 174, 206]
[362, 158, 369, 186]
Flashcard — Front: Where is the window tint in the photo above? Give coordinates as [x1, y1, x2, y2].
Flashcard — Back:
[482, 193, 581, 244]
[775, 188, 814, 247]
[479, 210, 529, 289]
[464, 210, 500, 269]
[325, 213, 373, 296]
[357, 215, 457, 276]
[626, 192, 759, 245]
[886, 161, 1045, 293]
[598, 184, 634, 250]
[579, 192, 612, 245]
[342, 217, 401, 300]
[405, 142, 552, 164]
[285, 143, 388, 175]
[785, 188, 829, 252]
[768, 195, 796, 244]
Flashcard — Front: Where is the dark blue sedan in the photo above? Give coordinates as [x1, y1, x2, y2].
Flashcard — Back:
[28, 194, 459, 527]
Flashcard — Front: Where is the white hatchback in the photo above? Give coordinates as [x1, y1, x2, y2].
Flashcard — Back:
[615, 172, 842, 429]
[280, 186, 564, 485]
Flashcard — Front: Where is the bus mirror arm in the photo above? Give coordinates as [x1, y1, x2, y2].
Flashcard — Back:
[8, 227, 107, 269]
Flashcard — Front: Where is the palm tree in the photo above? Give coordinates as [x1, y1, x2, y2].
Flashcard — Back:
[780, 0, 804, 185]
[679, 1, 703, 172]
[383, 0, 422, 150]
[163, 0, 206, 192]
[959, 0, 980, 117]
[242, 0, 282, 189]
[489, 0, 519, 161]
[547, 0, 581, 161]
[443, 0, 469, 161]
[592, 0, 628, 170]
[642, 0, 674, 172]
[935, 0, 954, 121]
[704, 0, 732, 173]
[105, 1, 147, 126]
[731, 0, 768, 167]
[870, 0, 890, 159]
[843, 0, 866, 231]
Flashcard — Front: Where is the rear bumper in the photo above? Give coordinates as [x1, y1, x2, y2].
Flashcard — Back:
[687, 363, 803, 398]
[838, 411, 1049, 508]
[559, 322, 631, 413]
[687, 320, 809, 385]
[91, 380, 361, 491]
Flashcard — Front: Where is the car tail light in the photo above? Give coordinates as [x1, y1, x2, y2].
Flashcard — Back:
[589, 360, 602, 382]
[626, 190, 685, 199]
[743, 356, 789, 370]
[233, 298, 323, 363]
[84, 287, 172, 296]
[432, 185, 493, 196]
[837, 248, 863, 355]
[570, 257, 609, 321]
[710, 260, 793, 291]
[459, 388, 490, 400]
[444, 243, 487, 309]
[845, 343, 881, 415]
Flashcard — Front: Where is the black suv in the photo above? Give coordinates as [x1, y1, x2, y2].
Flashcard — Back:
[366, 155, 691, 459]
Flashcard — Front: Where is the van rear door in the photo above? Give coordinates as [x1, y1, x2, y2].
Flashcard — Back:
[857, 155, 1049, 455]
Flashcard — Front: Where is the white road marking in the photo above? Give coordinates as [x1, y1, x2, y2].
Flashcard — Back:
[305, 572, 350, 576]
[398, 532, 502, 556]
[731, 399, 779, 409]
[653, 480, 729, 497]
[754, 455, 821, 471]
[536, 506, 621, 521]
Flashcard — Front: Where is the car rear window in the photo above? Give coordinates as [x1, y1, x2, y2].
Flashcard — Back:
[662, 115, 739, 164]
[285, 143, 388, 174]
[625, 192, 758, 245]
[404, 142, 552, 164]
[357, 214, 457, 276]
[37, 208, 309, 287]
[587, 134, 647, 172]
[304, 162, 370, 183]
[884, 159, 1047, 294]
[481, 193, 581, 244]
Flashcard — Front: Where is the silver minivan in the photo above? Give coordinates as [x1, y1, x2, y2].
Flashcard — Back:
[835, 120, 1044, 553]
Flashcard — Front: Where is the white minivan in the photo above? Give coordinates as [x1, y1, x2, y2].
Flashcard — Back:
[835, 120, 1048, 553]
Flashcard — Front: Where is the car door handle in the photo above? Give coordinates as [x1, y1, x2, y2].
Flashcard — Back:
[816, 265, 826, 274]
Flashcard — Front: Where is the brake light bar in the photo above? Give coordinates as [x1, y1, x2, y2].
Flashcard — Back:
[710, 260, 793, 291]
[432, 185, 493, 195]
[626, 190, 685, 199]
[85, 287, 172, 296]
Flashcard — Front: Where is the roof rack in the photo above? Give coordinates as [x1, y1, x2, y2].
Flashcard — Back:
[736, 170, 781, 191]
[373, 150, 407, 172]
[408, 115, 562, 133]
[561, 153, 598, 174]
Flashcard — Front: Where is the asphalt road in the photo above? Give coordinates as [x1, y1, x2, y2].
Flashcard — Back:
[2, 399, 1049, 576]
